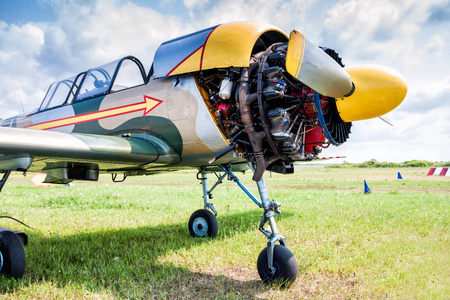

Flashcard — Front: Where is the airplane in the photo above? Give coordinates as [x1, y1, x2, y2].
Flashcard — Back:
[0, 22, 407, 283]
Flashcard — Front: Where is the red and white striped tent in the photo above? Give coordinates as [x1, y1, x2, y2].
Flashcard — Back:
[427, 167, 450, 176]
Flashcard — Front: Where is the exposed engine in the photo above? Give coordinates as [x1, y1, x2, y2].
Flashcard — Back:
[197, 43, 352, 181]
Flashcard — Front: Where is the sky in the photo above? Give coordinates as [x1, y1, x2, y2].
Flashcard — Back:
[0, 0, 449, 163]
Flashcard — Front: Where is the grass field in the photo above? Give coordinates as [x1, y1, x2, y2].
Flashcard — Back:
[0, 166, 448, 299]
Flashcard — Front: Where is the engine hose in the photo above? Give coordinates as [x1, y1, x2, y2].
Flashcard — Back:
[217, 111, 231, 139]
[209, 143, 238, 164]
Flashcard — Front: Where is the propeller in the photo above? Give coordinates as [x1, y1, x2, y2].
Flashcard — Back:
[285, 30, 407, 122]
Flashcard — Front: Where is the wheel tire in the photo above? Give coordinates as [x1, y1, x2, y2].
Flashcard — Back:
[0, 231, 26, 279]
[188, 209, 218, 238]
[257, 245, 298, 284]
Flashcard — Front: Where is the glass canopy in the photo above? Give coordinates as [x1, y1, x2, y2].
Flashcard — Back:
[37, 56, 147, 113]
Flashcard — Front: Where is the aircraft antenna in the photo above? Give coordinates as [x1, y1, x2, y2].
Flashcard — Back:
[16, 86, 25, 114]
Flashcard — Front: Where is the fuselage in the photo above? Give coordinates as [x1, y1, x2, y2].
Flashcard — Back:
[1, 60, 240, 170]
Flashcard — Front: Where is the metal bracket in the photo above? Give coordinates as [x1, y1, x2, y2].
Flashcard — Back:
[266, 233, 287, 274]
[198, 168, 220, 216]
[112, 173, 127, 183]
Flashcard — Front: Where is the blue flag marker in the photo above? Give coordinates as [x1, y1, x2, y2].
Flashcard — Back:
[397, 172, 403, 179]
[364, 180, 371, 194]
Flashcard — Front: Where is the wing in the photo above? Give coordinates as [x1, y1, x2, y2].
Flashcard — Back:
[0, 127, 180, 181]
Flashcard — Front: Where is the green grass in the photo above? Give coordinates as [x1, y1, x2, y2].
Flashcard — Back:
[0, 167, 448, 299]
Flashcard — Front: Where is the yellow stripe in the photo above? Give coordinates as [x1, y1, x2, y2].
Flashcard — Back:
[28, 103, 147, 130]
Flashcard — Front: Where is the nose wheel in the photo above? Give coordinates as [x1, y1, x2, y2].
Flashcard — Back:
[188, 209, 218, 238]
[257, 244, 298, 284]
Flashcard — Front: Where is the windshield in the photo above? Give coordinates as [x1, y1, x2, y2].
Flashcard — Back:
[39, 76, 76, 111]
[36, 56, 147, 113]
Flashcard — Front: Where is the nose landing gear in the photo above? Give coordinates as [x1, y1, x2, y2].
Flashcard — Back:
[188, 164, 298, 284]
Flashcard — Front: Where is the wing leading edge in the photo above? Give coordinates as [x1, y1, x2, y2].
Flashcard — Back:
[0, 127, 181, 174]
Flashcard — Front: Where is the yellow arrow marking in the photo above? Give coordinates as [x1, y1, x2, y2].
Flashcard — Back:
[27, 95, 162, 130]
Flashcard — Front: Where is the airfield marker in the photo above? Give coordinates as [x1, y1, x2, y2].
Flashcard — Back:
[364, 180, 371, 194]
[31, 173, 51, 188]
[427, 168, 436, 175]
[427, 167, 449, 176]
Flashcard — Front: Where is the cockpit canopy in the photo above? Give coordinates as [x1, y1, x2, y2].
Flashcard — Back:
[37, 56, 147, 113]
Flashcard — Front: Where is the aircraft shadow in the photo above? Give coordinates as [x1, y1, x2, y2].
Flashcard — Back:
[8, 210, 292, 298]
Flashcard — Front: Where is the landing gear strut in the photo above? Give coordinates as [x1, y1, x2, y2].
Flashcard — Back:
[188, 168, 219, 238]
[189, 164, 298, 283]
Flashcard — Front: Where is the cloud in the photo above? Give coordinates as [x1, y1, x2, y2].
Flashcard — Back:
[183, 0, 209, 10]
[180, 0, 317, 33]
[0, 0, 191, 118]
[321, 0, 448, 66]
[0, 21, 50, 115]
[427, 1, 450, 24]
[39, 0, 191, 69]
[402, 76, 450, 113]
[0, 22, 45, 54]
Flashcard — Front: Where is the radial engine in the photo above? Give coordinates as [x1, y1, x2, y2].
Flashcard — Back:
[197, 43, 351, 181]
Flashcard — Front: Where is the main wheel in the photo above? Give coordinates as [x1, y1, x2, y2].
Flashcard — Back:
[188, 209, 218, 238]
[257, 244, 298, 284]
[0, 231, 26, 279]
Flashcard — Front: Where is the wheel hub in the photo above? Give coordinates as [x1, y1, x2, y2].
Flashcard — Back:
[192, 217, 208, 236]
[265, 261, 280, 278]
